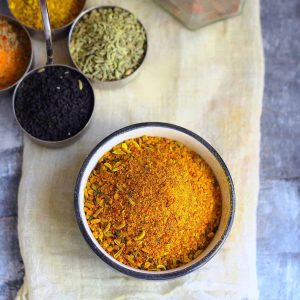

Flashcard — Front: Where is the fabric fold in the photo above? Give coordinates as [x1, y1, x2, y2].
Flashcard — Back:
[16, 0, 264, 299]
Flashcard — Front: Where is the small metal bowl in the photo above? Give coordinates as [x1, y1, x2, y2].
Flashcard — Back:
[11, 0, 94, 148]
[68, 5, 148, 89]
[0, 14, 33, 95]
[12, 64, 95, 148]
[6, 0, 86, 39]
[75, 122, 235, 279]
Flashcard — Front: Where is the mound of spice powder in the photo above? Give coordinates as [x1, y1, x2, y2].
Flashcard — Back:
[70, 7, 146, 81]
[84, 136, 222, 270]
[0, 17, 31, 90]
[14, 66, 93, 141]
[8, 0, 84, 30]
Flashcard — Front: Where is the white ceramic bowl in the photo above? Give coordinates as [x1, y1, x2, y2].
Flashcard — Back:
[74, 122, 235, 279]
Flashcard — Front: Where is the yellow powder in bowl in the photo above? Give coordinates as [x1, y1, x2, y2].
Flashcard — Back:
[9, 0, 85, 30]
[84, 136, 222, 271]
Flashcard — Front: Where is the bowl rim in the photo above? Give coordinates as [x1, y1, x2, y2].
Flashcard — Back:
[74, 122, 235, 280]
[68, 5, 148, 86]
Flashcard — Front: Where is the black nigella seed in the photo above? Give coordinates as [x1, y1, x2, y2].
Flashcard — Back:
[14, 66, 94, 142]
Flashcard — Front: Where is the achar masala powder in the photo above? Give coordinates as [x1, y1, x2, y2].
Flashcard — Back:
[84, 136, 222, 271]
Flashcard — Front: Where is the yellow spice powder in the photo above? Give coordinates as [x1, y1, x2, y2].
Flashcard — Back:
[84, 136, 222, 271]
[9, 0, 84, 30]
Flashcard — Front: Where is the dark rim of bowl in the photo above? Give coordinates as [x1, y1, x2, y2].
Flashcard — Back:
[12, 64, 95, 145]
[68, 5, 148, 83]
[74, 122, 235, 280]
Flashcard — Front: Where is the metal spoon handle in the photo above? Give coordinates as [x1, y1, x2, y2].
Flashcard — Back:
[39, 0, 53, 65]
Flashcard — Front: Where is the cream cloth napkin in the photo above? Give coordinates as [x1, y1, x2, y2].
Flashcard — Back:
[16, 0, 264, 299]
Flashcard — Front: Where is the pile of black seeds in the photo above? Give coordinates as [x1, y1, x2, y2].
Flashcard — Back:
[14, 66, 94, 141]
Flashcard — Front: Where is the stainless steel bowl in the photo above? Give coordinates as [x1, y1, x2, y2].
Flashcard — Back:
[12, 64, 95, 148]
[68, 5, 148, 89]
[6, 0, 86, 40]
[0, 14, 33, 95]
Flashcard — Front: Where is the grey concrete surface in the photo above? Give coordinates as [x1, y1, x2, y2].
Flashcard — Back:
[0, 94, 23, 300]
[0, 0, 299, 299]
[257, 0, 300, 299]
